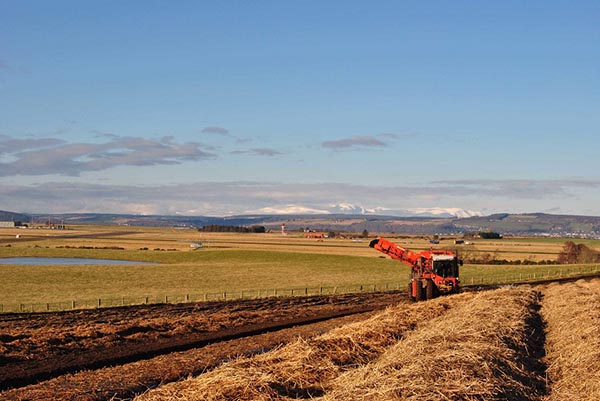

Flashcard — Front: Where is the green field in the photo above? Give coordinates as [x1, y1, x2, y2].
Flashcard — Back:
[1, 226, 599, 311]
[0, 249, 406, 305]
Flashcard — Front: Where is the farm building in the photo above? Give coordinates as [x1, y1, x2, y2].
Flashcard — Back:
[305, 232, 324, 238]
[0, 221, 15, 228]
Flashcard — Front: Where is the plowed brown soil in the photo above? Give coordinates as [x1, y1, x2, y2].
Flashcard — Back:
[0, 291, 404, 395]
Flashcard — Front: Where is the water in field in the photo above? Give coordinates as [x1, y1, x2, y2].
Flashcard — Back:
[0, 257, 155, 265]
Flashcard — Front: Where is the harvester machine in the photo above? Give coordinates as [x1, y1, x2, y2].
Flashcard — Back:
[369, 237, 461, 301]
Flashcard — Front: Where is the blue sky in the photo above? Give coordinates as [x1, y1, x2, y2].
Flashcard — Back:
[1, 1, 599, 216]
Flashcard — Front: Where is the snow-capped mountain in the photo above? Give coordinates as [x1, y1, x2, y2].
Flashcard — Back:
[247, 203, 482, 218]
[406, 207, 484, 218]
[327, 204, 483, 218]
[248, 204, 331, 215]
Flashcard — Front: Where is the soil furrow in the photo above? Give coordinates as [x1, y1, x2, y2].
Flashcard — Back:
[134, 295, 456, 401]
[0, 291, 404, 391]
[1, 310, 380, 401]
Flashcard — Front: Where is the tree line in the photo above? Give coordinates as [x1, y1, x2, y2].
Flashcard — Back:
[557, 241, 600, 264]
[199, 225, 266, 233]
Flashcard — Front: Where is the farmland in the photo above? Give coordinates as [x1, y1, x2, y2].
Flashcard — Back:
[1, 225, 599, 309]
[1, 279, 599, 400]
[130, 280, 600, 401]
[1, 225, 600, 400]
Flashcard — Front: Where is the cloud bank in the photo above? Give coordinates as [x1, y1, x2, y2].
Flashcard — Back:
[2, 179, 598, 216]
[0, 135, 215, 176]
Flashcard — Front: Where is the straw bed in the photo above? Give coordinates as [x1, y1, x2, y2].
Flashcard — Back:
[135, 294, 470, 401]
[541, 279, 600, 401]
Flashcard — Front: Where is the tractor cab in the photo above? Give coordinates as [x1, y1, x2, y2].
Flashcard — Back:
[432, 254, 460, 278]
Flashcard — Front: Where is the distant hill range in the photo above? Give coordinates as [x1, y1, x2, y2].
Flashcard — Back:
[0, 210, 31, 223]
[2, 210, 599, 238]
[453, 213, 600, 238]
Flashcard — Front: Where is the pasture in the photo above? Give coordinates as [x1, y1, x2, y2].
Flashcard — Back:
[1, 225, 599, 308]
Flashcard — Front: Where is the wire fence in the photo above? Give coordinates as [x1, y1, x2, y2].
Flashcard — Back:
[2, 264, 599, 314]
[462, 263, 600, 286]
[0, 282, 405, 314]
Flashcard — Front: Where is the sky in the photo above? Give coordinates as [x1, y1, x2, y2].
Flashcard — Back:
[1, 0, 600, 217]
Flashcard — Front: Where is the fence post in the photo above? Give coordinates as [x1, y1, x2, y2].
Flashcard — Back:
[46, 303, 50, 311]
[333, 286, 337, 294]
[185, 294, 190, 302]
[165, 295, 168, 303]
[223, 291, 226, 300]
[319, 286, 323, 295]
[203, 293, 207, 301]
[305, 287, 308, 295]
[71, 300, 75, 309]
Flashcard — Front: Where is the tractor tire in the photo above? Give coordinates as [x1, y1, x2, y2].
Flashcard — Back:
[425, 279, 435, 300]
[414, 281, 424, 301]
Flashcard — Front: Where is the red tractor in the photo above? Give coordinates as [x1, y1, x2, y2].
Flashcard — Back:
[369, 237, 461, 301]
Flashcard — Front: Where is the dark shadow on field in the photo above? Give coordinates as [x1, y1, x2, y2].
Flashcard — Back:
[497, 291, 549, 401]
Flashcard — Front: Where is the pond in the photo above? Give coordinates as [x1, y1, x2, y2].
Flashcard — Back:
[0, 257, 156, 266]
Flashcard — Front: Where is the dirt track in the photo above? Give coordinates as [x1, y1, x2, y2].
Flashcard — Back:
[0, 291, 405, 400]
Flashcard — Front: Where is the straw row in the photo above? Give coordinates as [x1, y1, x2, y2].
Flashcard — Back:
[541, 279, 600, 401]
[135, 294, 469, 401]
[317, 286, 546, 401]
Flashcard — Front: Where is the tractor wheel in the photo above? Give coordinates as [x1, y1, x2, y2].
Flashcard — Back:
[414, 281, 423, 301]
[425, 279, 435, 300]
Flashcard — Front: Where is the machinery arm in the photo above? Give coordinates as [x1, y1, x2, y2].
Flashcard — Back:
[369, 237, 422, 269]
